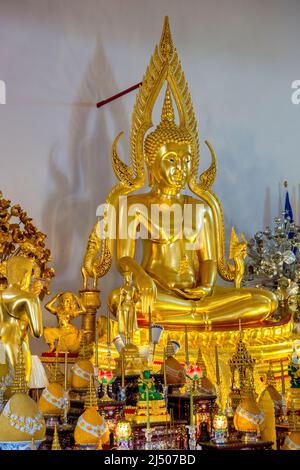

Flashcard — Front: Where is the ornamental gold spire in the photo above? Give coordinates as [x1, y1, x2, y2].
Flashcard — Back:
[229, 330, 255, 374]
[160, 85, 175, 126]
[30, 438, 36, 450]
[51, 424, 62, 450]
[159, 16, 174, 61]
[10, 342, 29, 395]
[84, 375, 98, 410]
[97, 437, 103, 450]
[229, 328, 256, 409]
[196, 346, 207, 375]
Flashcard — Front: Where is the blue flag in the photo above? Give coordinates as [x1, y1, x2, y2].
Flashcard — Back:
[284, 190, 294, 223]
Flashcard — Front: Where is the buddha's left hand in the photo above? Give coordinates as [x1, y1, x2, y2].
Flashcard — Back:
[176, 285, 212, 300]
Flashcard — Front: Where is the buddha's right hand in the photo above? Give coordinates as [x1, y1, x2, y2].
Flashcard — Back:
[136, 273, 157, 316]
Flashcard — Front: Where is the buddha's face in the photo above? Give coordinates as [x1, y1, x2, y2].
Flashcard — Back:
[153, 142, 191, 191]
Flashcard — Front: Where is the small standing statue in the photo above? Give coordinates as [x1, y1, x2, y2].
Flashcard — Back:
[44, 292, 85, 353]
[228, 227, 247, 289]
[138, 370, 162, 401]
[117, 272, 139, 345]
[288, 342, 300, 388]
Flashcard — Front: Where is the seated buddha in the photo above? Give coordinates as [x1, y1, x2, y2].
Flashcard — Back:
[108, 88, 277, 330]
[103, 17, 278, 331]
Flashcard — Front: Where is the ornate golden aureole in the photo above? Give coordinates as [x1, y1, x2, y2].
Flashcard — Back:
[83, 18, 295, 377]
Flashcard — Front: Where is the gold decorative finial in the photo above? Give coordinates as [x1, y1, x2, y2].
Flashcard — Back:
[159, 16, 174, 60]
[10, 342, 29, 395]
[196, 346, 207, 374]
[229, 331, 256, 398]
[51, 424, 62, 450]
[160, 85, 175, 125]
[284, 180, 288, 188]
[84, 375, 98, 410]
[238, 319, 243, 339]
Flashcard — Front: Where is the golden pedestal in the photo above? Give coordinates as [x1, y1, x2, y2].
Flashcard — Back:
[113, 343, 147, 376]
[134, 399, 170, 424]
[79, 289, 101, 344]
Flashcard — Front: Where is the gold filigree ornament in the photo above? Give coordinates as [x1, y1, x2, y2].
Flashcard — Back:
[0, 191, 54, 297]
[86, 16, 243, 285]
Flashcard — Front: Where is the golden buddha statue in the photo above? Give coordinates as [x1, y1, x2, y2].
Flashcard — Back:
[104, 17, 277, 331]
[44, 292, 85, 353]
[0, 255, 43, 382]
[80, 17, 297, 384]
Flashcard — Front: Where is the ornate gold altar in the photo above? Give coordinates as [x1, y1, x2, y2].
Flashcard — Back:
[0, 15, 299, 453]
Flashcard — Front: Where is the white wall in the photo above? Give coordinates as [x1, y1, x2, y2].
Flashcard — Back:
[1, 0, 300, 353]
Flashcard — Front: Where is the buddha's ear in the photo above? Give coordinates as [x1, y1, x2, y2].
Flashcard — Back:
[148, 169, 155, 187]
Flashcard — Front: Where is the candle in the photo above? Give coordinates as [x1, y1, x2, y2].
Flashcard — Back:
[185, 326, 189, 366]
[146, 385, 150, 430]
[215, 345, 220, 385]
[163, 347, 167, 387]
[148, 307, 152, 343]
[281, 360, 286, 395]
[190, 387, 194, 426]
[107, 310, 112, 370]
[95, 320, 98, 368]
[64, 351, 68, 391]
[121, 349, 125, 388]
[107, 310, 111, 345]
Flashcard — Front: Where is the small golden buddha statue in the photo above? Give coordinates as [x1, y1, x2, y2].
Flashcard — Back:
[160, 339, 186, 385]
[44, 292, 85, 353]
[0, 255, 43, 382]
[117, 272, 139, 345]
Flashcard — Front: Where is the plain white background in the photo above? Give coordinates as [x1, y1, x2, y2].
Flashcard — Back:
[1, 0, 300, 353]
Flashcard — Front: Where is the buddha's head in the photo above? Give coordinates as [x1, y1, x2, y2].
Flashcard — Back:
[6, 255, 34, 290]
[144, 86, 193, 192]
